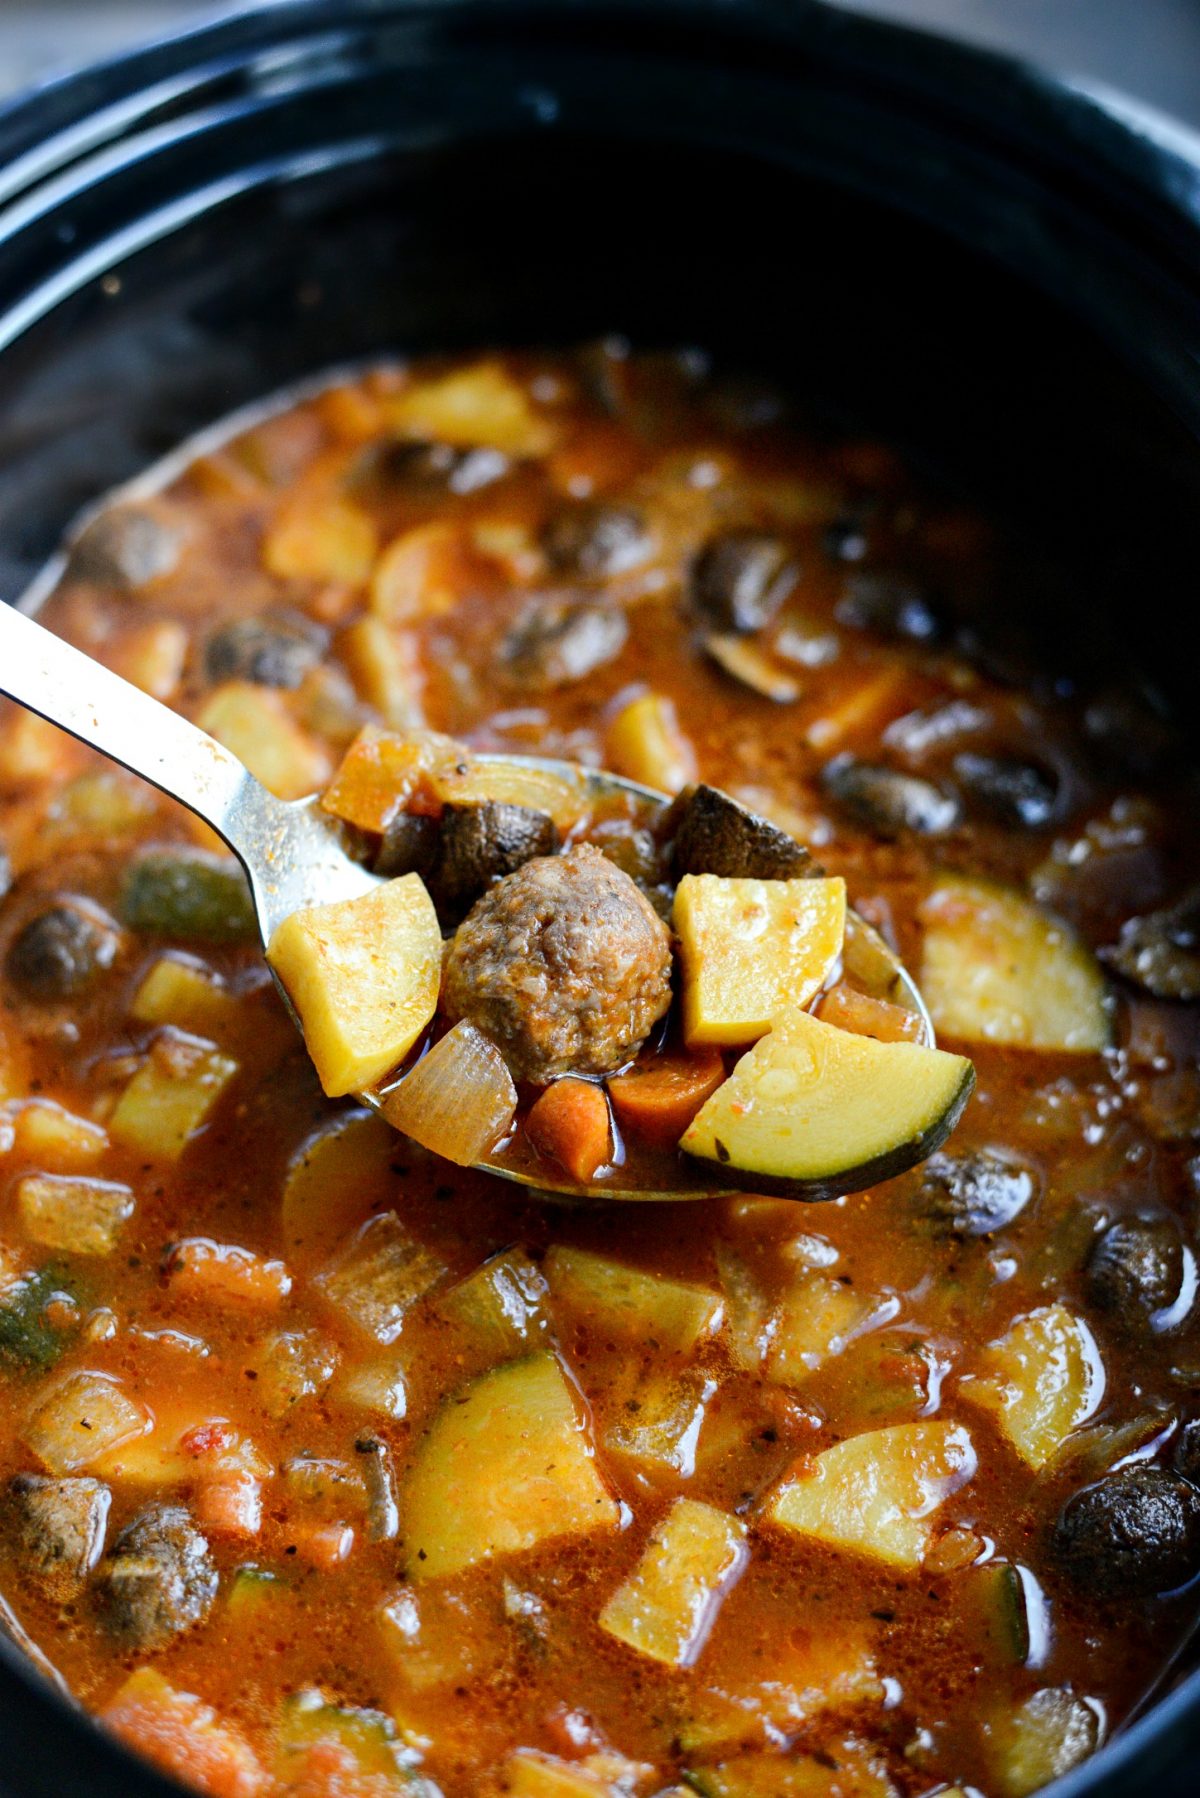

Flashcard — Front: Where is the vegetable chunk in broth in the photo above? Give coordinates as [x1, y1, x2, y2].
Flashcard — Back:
[0, 344, 1197, 1798]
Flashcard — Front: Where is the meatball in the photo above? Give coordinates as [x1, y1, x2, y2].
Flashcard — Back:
[5, 900, 122, 1000]
[1084, 1215, 1183, 1326]
[442, 845, 672, 1082]
[96, 1504, 216, 1649]
[914, 1149, 1035, 1237]
[5, 1474, 110, 1601]
[1053, 1465, 1200, 1597]
[1174, 1418, 1200, 1485]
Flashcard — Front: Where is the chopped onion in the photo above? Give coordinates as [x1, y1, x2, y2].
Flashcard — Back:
[382, 1022, 517, 1167]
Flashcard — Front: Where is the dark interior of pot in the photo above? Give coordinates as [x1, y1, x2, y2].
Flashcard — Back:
[1, 7, 1200, 1796]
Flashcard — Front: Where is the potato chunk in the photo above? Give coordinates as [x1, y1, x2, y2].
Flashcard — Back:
[401, 1353, 619, 1579]
[673, 875, 846, 1048]
[267, 874, 441, 1096]
[766, 1420, 976, 1568]
[960, 1303, 1104, 1469]
[919, 875, 1110, 1051]
[599, 1497, 747, 1667]
[681, 1009, 974, 1199]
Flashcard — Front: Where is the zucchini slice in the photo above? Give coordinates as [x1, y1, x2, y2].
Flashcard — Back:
[681, 1009, 974, 1199]
[918, 875, 1110, 1051]
[401, 1353, 619, 1579]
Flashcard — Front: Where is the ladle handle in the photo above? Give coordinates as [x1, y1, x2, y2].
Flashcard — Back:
[0, 600, 279, 853]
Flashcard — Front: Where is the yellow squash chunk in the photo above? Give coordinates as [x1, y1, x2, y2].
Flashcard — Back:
[109, 1031, 238, 1160]
[681, 1009, 974, 1199]
[766, 1420, 976, 1569]
[130, 956, 245, 1039]
[765, 1272, 890, 1385]
[960, 1302, 1104, 1469]
[919, 875, 1110, 1051]
[267, 874, 441, 1096]
[687, 1736, 896, 1798]
[674, 875, 846, 1048]
[608, 692, 698, 794]
[599, 1497, 747, 1667]
[401, 1352, 619, 1579]
[383, 358, 555, 455]
[197, 682, 331, 801]
[262, 497, 378, 583]
[544, 1245, 724, 1353]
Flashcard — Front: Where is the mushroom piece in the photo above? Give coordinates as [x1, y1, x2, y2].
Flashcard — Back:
[500, 598, 628, 690]
[542, 503, 654, 580]
[834, 573, 941, 643]
[669, 784, 816, 882]
[202, 612, 326, 690]
[1105, 889, 1200, 1001]
[430, 802, 560, 917]
[66, 504, 185, 592]
[1053, 1465, 1200, 1597]
[5, 900, 122, 1001]
[913, 1149, 1035, 1238]
[688, 531, 795, 635]
[1084, 1215, 1184, 1329]
[952, 752, 1060, 830]
[821, 757, 961, 839]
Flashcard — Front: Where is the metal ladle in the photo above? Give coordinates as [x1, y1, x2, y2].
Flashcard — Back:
[0, 600, 932, 1200]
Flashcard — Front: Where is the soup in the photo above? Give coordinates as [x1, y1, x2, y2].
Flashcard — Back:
[0, 344, 1197, 1798]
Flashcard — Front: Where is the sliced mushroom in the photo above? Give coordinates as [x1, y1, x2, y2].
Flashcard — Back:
[821, 757, 961, 839]
[6, 900, 122, 1000]
[501, 598, 628, 690]
[67, 504, 185, 592]
[543, 503, 654, 580]
[704, 634, 800, 703]
[688, 531, 795, 634]
[373, 811, 441, 882]
[913, 1149, 1035, 1237]
[351, 438, 510, 497]
[202, 611, 326, 690]
[1105, 890, 1200, 1001]
[97, 1504, 217, 1649]
[835, 573, 941, 643]
[431, 801, 560, 916]
[669, 784, 816, 881]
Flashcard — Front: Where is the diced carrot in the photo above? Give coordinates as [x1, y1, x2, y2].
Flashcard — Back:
[101, 1668, 267, 1798]
[291, 1521, 356, 1569]
[608, 1049, 726, 1148]
[195, 1471, 262, 1538]
[314, 382, 387, 443]
[319, 723, 450, 831]
[803, 666, 908, 753]
[814, 982, 923, 1044]
[526, 1080, 613, 1183]
[165, 1238, 293, 1309]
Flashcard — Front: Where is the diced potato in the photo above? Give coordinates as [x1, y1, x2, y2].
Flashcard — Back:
[130, 956, 245, 1040]
[674, 875, 846, 1048]
[500, 1751, 613, 1796]
[919, 875, 1110, 1052]
[687, 1739, 896, 1798]
[382, 1022, 518, 1167]
[433, 1248, 549, 1363]
[401, 1353, 619, 1579]
[280, 1107, 398, 1269]
[12, 1100, 108, 1165]
[600, 1498, 747, 1666]
[960, 1302, 1104, 1469]
[544, 1246, 724, 1353]
[316, 1211, 447, 1345]
[109, 1030, 238, 1159]
[339, 616, 427, 730]
[608, 692, 697, 795]
[267, 874, 441, 1097]
[379, 1585, 501, 1692]
[981, 1686, 1101, 1798]
[370, 522, 470, 625]
[111, 619, 189, 700]
[384, 359, 555, 455]
[680, 1622, 883, 1753]
[681, 1010, 974, 1200]
[24, 1371, 151, 1474]
[262, 497, 378, 583]
[766, 1421, 976, 1569]
[606, 1369, 717, 1479]
[766, 1273, 889, 1385]
[197, 682, 332, 801]
[17, 1174, 134, 1257]
[100, 1668, 266, 1798]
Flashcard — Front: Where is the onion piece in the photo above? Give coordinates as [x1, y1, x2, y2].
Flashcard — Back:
[382, 1022, 517, 1166]
[704, 633, 801, 703]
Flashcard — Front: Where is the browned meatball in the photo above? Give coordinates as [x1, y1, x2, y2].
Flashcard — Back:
[442, 845, 672, 1082]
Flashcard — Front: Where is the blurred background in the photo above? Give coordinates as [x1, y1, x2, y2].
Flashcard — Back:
[0, 0, 1198, 124]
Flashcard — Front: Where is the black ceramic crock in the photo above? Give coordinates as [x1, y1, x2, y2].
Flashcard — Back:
[0, 2, 1198, 1793]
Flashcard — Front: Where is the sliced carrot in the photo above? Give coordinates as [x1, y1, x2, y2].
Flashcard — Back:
[164, 1238, 293, 1309]
[526, 1079, 613, 1183]
[101, 1668, 266, 1798]
[608, 1048, 726, 1148]
[195, 1471, 263, 1539]
[291, 1521, 356, 1569]
[814, 982, 923, 1044]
